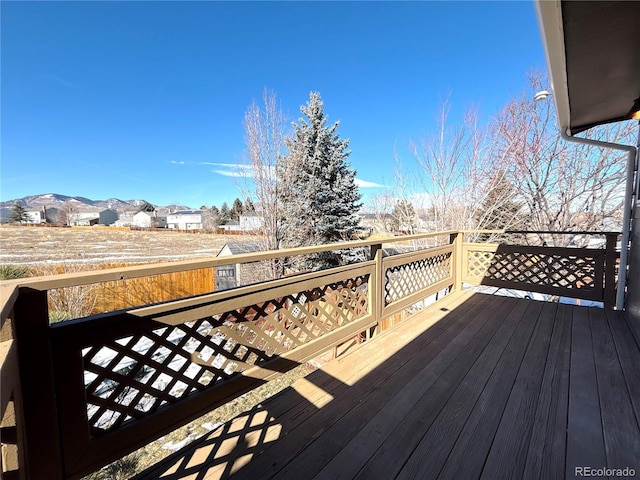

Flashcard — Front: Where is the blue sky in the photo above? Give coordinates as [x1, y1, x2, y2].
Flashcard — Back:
[1, 1, 546, 209]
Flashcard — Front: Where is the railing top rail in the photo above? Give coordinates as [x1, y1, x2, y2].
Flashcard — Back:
[118, 260, 376, 324]
[0, 229, 618, 292]
[1, 230, 458, 291]
[462, 229, 621, 236]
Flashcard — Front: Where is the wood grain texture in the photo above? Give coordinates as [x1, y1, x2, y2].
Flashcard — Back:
[133, 293, 640, 480]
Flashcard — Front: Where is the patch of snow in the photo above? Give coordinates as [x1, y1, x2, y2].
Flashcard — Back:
[162, 437, 193, 451]
[201, 422, 222, 432]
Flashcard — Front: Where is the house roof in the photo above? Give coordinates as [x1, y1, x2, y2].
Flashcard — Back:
[536, 1, 640, 135]
[217, 242, 265, 256]
[169, 210, 202, 215]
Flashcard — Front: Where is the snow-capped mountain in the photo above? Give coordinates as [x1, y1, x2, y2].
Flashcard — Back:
[0, 193, 188, 213]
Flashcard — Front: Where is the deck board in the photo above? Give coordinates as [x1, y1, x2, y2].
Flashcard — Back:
[351, 295, 514, 480]
[136, 292, 640, 480]
[235, 292, 485, 480]
[394, 297, 537, 480]
[480, 301, 558, 479]
[436, 298, 545, 480]
[522, 302, 571, 480]
[605, 309, 640, 431]
[590, 308, 640, 471]
[566, 305, 607, 477]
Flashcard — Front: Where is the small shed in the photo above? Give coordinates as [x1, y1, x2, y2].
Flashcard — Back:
[215, 242, 267, 291]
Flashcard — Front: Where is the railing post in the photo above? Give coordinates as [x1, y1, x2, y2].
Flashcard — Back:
[371, 244, 384, 330]
[450, 232, 463, 292]
[13, 288, 64, 480]
[604, 234, 618, 309]
[369, 243, 382, 261]
[1, 292, 25, 480]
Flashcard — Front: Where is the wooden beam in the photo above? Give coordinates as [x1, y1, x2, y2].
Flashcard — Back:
[604, 233, 618, 309]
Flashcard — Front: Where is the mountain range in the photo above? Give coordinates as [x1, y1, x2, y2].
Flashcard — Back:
[0, 193, 189, 214]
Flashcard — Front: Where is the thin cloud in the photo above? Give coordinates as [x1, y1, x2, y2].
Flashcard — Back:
[77, 161, 156, 186]
[42, 73, 76, 88]
[206, 162, 253, 169]
[213, 169, 250, 178]
[355, 178, 385, 188]
[174, 160, 384, 187]
[170, 161, 252, 170]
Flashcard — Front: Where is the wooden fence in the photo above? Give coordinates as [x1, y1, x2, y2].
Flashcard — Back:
[30, 263, 216, 317]
[0, 230, 621, 480]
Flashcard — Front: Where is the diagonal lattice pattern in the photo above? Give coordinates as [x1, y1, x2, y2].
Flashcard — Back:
[82, 275, 369, 436]
[384, 253, 452, 306]
[467, 251, 494, 277]
[467, 250, 598, 290]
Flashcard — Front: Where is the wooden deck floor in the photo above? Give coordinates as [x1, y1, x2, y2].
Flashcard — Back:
[137, 291, 640, 480]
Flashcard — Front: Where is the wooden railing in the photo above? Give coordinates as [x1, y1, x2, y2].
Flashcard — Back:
[0, 230, 620, 480]
[461, 230, 620, 307]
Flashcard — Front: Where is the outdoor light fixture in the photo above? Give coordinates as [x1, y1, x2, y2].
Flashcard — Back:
[626, 97, 640, 120]
[534, 90, 551, 102]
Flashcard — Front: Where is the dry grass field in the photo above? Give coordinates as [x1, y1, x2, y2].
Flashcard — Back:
[0, 225, 259, 266]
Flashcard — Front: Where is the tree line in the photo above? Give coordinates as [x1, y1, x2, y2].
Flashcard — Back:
[370, 70, 636, 246]
[199, 198, 256, 226]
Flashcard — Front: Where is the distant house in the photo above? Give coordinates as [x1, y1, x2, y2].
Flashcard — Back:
[239, 214, 264, 232]
[215, 242, 267, 290]
[68, 209, 119, 226]
[25, 208, 46, 224]
[44, 207, 61, 224]
[359, 212, 393, 234]
[113, 212, 135, 228]
[167, 210, 203, 230]
[0, 208, 11, 223]
[0, 206, 51, 224]
[219, 215, 263, 233]
[220, 220, 241, 232]
[131, 211, 167, 228]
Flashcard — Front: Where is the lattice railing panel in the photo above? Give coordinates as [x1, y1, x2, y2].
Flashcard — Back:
[467, 251, 494, 277]
[82, 274, 369, 436]
[384, 252, 452, 305]
[466, 250, 599, 291]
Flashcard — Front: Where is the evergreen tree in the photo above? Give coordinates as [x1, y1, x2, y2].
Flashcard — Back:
[219, 202, 230, 225]
[209, 205, 221, 227]
[231, 198, 244, 221]
[9, 203, 29, 224]
[136, 201, 155, 213]
[391, 199, 417, 233]
[278, 92, 362, 269]
[244, 197, 256, 213]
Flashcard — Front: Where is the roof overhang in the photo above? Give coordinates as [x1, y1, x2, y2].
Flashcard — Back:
[535, 1, 640, 136]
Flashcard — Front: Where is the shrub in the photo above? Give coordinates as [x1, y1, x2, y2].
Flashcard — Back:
[48, 310, 72, 324]
[0, 264, 30, 280]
